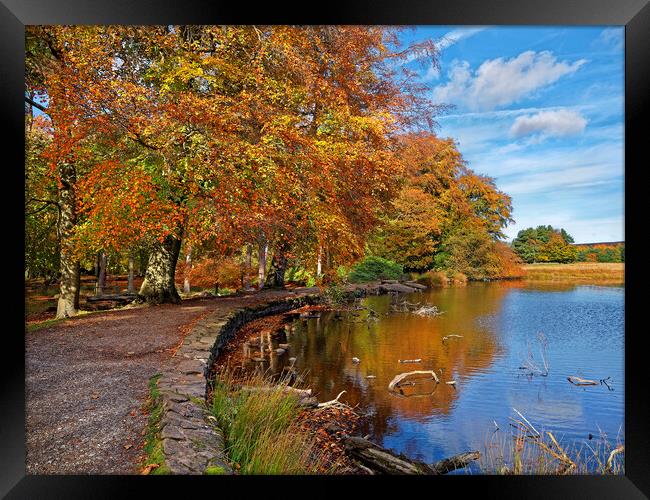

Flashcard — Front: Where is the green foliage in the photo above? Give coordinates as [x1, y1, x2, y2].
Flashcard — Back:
[512, 226, 577, 263]
[285, 267, 316, 287]
[204, 465, 227, 475]
[25, 118, 60, 280]
[347, 256, 404, 283]
[323, 281, 348, 307]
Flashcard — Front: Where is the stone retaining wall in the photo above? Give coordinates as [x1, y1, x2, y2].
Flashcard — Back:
[155, 282, 423, 474]
[156, 292, 320, 474]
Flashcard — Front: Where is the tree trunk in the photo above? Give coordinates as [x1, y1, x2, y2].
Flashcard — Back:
[138, 249, 147, 276]
[55, 162, 80, 319]
[317, 245, 323, 276]
[97, 251, 107, 296]
[272, 243, 288, 288]
[183, 245, 192, 294]
[257, 236, 268, 290]
[244, 244, 253, 290]
[137, 232, 183, 304]
[94, 252, 100, 278]
[326, 246, 331, 272]
[127, 254, 135, 293]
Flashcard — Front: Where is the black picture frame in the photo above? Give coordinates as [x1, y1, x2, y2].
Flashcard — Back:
[2, 1, 647, 497]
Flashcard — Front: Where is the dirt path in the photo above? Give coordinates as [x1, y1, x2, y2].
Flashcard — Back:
[25, 289, 315, 474]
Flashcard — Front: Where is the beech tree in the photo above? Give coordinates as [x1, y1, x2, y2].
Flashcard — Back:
[369, 133, 517, 276]
[26, 26, 448, 308]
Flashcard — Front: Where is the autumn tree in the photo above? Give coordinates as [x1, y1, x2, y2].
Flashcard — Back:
[369, 133, 517, 278]
[26, 26, 448, 308]
[25, 26, 110, 317]
[185, 26, 447, 289]
[25, 115, 59, 282]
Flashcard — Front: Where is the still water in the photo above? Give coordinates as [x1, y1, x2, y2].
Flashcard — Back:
[283, 282, 624, 468]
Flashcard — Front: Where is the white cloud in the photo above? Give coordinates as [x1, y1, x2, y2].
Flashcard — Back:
[423, 64, 441, 81]
[510, 109, 587, 138]
[436, 27, 487, 51]
[598, 27, 623, 50]
[418, 27, 488, 81]
[433, 51, 587, 111]
[499, 163, 621, 196]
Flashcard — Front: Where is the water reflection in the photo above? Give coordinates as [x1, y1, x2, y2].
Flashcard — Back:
[240, 282, 624, 466]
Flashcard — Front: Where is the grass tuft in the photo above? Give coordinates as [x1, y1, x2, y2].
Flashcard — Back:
[210, 370, 329, 474]
[141, 373, 170, 475]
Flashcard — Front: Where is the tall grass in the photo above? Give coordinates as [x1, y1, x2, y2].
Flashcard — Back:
[211, 370, 329, 474]
[522, 263, 624, 284]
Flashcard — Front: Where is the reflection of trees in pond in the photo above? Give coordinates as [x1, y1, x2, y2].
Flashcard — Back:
[288, 284, 511, 440]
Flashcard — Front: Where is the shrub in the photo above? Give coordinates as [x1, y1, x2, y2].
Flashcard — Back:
[183, 256, 243, 289]
[449, 271, 468, 286]
[285, 267, 315, 287]
[416, 270, 449, 287]
[322, 281, 347, 307]
[347, 256, 403, 283]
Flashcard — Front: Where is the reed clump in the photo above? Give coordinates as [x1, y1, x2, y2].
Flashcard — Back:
[480, 412, 624, 475]
[210, 369, 330, 474]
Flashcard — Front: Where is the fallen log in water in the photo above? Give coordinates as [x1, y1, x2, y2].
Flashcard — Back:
[343, 436, 479, 475]
[388, 370, 439, 392]
[380, 283, 420, 294]
[403, 281, 427, 290]
[567, 376, 599, 386]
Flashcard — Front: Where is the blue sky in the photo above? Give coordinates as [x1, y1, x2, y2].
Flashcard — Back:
[399, 26, 624, 244]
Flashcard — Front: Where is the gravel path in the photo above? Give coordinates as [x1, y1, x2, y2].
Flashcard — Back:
[25, 290, 309, 474]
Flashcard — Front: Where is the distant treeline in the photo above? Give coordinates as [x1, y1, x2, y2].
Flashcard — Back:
[574, 242, 624, 263]
[512, 225, 624, 264]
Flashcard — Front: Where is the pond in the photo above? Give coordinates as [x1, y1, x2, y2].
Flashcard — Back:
[252, 281, 624, 471]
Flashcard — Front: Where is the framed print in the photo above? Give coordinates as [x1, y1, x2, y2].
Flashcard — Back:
[2, 0, 648, 497]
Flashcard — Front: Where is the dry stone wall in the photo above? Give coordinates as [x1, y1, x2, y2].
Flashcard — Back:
[156, 293, 319, 474]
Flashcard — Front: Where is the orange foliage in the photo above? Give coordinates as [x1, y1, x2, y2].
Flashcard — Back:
[27, 26, 448, 281]
[180, 256, 243, 289]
